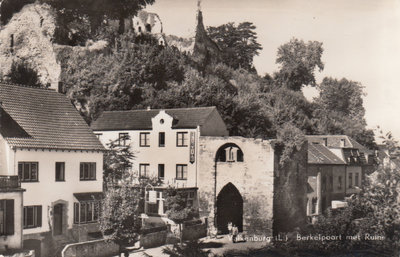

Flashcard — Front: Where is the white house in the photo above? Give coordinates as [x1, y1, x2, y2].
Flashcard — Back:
[0, 83, 104, 256]
[91, 107, 228, 216]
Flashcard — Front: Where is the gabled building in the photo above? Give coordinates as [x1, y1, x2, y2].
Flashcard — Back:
[0, 83, 104, 256]
[306, 135, 372, 217]
[307, 142, 346, 216]
[92, 107, 308, 236]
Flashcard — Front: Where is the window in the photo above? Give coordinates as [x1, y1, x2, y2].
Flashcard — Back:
[323, 138, 328, 146]
[158, 164, 165, 180]
[355, 173, 359, 187]
[340, 139, 346, 147]
[18, 162, 39, 182]
[0, 200, 14, 235]
[176, 164, 187, 180]
[159, 132, 165, 147]
[74, 201, 100, 224]
[329, 175, 333, 191]
[80, 162, 96, 181]
[23, 206, 42, 229]
[338, 176, 342, 190]
[118, 133, 129, 146]
[176, 132, 188, 147]
[139, 164, 150, 178]
[55, 162, 65, 181]
[140, 132, 150, 147]
[348, 172, 353, 188]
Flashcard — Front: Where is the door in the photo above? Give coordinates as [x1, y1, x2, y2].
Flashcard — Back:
[53, 204, 63, 235]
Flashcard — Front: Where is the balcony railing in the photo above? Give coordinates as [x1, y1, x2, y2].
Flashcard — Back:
[0, 175, 20, 188]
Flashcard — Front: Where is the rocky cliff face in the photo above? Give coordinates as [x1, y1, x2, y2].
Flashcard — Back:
[0, 3, 61, 89]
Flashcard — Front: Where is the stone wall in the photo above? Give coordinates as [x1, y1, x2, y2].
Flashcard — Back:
[273, 142, 308, 234]
[140, 230, 167, 249]
[182, 223, 207, 241]
[197, 136, 275, 235]
[62, 239, 119, 257]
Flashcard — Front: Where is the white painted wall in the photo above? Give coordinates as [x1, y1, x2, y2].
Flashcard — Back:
[10, 149, 103, 235]
[96, 111, 198, 187]
[0, 191, 23, 250]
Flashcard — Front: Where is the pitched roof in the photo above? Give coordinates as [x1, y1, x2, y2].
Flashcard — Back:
[0, 83, 104, 151]
[91, 106, 218, 131]
[306, 135, 367, 150]
[308, 143, 346, 165]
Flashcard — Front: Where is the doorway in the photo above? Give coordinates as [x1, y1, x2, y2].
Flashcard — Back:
[216, 183, 243, 234]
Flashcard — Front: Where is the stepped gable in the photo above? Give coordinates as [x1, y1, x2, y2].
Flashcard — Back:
[0, 83, 104, 151]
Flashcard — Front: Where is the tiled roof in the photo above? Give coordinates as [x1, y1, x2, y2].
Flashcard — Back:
[306, 135, 367, 150]
[91, 106, 218, 131]
[0, 83, 104, 151]
[342, 148, 367, 165]
[308, 143, 346, 165]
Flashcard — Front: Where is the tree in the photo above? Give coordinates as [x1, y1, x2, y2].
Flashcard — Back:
[42, 0, 155, 45]
[6, 60, 44, 88]
[103, 135, 134, 183]
[312, 77, 376, 148]
[100, 176, 142, 256]
[207, 22, 262, 72]
[275, 38, 324, 91]
[61, 33, 186, 122]
[0, 0, 33, 26]
[164, 188, 197, 245]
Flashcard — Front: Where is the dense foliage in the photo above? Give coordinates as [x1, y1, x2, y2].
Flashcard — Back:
[100, 176, 142, 252]
[59, 16, 375, 161]
[0, 0, 34, 25]
[6, 60, 44, 88]
[40, 0, 154, 45]
[164, 187, 198, 244]
[207, 22, 262, 72]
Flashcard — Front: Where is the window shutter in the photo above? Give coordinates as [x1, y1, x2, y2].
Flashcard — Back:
[37, 206, 42, 227]
[5, 200, 14, 235]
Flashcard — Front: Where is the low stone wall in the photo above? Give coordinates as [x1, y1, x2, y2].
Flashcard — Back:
[61, 239, 119, 257]
[182, 223, 207, 241]
[140, 230, 167, 249]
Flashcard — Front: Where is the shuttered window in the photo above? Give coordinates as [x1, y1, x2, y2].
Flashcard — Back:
[0, 200, 14, 235]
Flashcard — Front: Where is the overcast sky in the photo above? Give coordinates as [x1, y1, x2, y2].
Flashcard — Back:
[146, 0, 400, 141]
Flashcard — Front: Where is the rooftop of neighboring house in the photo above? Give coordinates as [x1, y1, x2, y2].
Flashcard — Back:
[308, 142, 346, 165]
[306, 135, 367, 150]
[306, 135, 369, 165]
[0, 83, 104, 151]
[91, 106, 224, 131]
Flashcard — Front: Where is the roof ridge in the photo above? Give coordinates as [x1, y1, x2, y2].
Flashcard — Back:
[0, 82, 57, 92]
[101, 106, 217, 113]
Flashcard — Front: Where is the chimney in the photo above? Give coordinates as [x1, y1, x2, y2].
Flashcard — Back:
[147, 106, 151, 111]
[58, 81, 65, 94]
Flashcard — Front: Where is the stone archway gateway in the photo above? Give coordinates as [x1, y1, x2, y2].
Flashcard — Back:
[216, 183, 243, 234]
